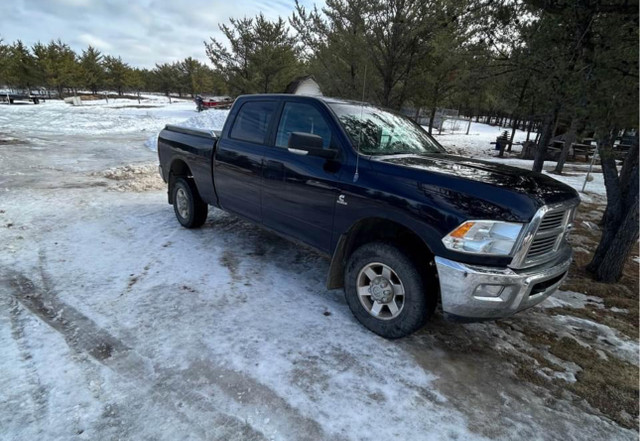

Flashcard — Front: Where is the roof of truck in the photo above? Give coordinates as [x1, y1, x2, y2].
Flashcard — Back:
[237, 93, 364, 107]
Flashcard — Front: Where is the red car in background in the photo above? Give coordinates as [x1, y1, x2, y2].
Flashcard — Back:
[195, 95, 233, 111]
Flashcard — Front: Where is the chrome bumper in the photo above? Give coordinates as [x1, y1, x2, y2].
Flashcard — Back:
[435, 248, 572, 320]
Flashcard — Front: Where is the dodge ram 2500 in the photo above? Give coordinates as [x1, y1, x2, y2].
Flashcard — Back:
[157, 94, 579, 338]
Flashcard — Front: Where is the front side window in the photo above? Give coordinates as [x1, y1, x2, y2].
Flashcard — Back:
[329, 103, 445, 156]
[229, 101, 277, 144]
[275, 102, 332, 148]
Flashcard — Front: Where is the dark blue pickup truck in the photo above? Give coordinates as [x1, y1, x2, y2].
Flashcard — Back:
[157, 94, 579, 338]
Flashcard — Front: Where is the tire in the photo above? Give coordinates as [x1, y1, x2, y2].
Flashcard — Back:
[344, 242, 435, 339]
[172, 177, 208, 228]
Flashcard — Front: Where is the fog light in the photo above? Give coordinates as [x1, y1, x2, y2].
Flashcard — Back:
[474, 284, 505, 297]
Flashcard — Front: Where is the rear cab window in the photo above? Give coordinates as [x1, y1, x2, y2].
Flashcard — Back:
[229, 101, 277, 144]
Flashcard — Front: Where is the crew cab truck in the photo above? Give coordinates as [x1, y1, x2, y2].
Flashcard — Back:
[157, 94, 579, 338]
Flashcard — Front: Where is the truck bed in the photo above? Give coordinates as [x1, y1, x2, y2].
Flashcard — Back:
[157, 124, 219, 205]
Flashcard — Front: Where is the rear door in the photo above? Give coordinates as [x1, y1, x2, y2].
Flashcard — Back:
[214, 100, 277, 223]
[262, 100, 344, 253]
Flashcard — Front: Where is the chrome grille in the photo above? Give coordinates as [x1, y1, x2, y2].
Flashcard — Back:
[524, 208, 570, 262]
[538, 211, 565, 232]
[527, 235, 559, 257]
[510, 200, 579, 269]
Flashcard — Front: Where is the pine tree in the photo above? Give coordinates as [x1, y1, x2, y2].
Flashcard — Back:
[6, 40, 36, 91]
[103, 55, 130, 96]
[205, 14, 300, 94]
[80, 46, 104, 94]
[291, 0, 370, 100]
[179, 57, 214, 96]
[33, 40, 80, 98]
[0, 39, 10, 88]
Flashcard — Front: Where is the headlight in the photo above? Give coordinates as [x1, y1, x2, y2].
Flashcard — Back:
[442, 221, 524, 256]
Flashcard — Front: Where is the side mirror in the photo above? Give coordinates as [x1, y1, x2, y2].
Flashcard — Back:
[287, 132, 338, 159]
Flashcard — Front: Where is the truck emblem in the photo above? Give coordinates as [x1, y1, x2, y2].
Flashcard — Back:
[337, 194, 348, 206]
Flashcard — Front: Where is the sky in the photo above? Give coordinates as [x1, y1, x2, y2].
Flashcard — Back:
[0, 0, 322, 68]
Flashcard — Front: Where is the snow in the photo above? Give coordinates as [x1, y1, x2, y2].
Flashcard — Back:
[540, 290, 605, 310]
[0, 99, 636, 440]
[0, 94, 196, 137]
[431, 120, 531, 157]
[144, 108, 230, 152]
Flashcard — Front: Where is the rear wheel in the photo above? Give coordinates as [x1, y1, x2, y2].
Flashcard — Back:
[344, 242, 434, 338]
[172, 177, 208, 228]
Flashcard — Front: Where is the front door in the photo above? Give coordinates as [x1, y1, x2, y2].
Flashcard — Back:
[262, 100, 343, 253]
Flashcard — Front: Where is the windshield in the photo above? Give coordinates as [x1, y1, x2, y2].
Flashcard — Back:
[329, 103, 445, 156]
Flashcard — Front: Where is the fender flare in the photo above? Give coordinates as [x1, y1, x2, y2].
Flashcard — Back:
[326, 215, 439, 289]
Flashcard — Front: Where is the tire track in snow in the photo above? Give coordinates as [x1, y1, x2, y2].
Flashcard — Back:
[3, 269, 340, 441]
[4, 296, 50, 426]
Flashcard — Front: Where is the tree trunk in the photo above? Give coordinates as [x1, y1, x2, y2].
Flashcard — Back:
[533, 103, 560, 172]
[554, 117, 578, 174]
[587, 132, 639, 282]
[526, 118, 533, 142]
[590, 198, 639, 282]
[532, 114, 553, 172]
[507, 117, 519, 153]
[428, 107, 437, 135]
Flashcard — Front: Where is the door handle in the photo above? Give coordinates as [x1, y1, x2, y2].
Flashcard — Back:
[287, 148, 309, 156]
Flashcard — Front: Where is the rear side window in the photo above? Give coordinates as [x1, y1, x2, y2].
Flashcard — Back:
[275, 102, 332, 148]
[229, 101, 277, 144]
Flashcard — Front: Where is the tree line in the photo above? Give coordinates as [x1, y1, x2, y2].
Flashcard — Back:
[0, 39, 226, 98]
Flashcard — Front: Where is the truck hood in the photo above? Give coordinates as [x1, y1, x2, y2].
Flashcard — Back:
[372, 153, 579, 208]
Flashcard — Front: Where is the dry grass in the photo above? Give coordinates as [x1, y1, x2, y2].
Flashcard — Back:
[509, 326, 639, 430]
[549, 337, 639, 430]
[509, 201, 639, 430]
[561, 202, 639, 338]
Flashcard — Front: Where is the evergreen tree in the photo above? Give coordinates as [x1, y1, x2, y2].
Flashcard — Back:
[291, 0, 370, 100]
[179, 57, 214, 96]
[205, 14, 300, 94]
[80, 46, 104, 94]
[103, 55, 130, 95]
[6, 40, 36, 91]
[153, 62, 180, 98]
[35, 40, 80, 98]
[0, 39, 10, 88]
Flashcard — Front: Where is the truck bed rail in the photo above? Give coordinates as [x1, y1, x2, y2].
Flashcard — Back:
[164, 124, 220, 139]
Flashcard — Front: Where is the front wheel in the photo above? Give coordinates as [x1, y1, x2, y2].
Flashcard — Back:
[172, 177, 208, 228]
[344, 242, 434, 338]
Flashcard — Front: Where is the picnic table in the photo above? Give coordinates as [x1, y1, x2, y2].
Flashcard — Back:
[546, 140, 595, 162]
[571, 143, 596, 161]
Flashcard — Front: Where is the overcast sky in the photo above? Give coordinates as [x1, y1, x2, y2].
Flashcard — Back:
[0, 0, 322, 68]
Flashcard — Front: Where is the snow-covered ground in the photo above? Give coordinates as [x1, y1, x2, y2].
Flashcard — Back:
[1, 99, 636, 440]
[0, 94, 195, 137]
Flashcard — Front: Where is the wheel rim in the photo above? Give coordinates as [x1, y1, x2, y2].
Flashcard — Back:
[356, 262, 405, 320]
[175, 187, 190, 219]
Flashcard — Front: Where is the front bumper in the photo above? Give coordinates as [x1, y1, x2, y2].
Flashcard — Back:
[435, 248, 572, 320]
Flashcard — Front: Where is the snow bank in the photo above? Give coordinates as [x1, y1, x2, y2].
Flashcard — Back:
[0, 98, 195, 137]
[97, 164, 165, 192]
[144, 109, 230, 152]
